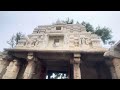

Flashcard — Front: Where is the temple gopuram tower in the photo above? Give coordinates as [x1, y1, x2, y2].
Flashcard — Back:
[0, 20, 116, 79]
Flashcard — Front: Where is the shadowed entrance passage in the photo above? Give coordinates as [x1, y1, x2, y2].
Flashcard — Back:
[46, 71, 68, 79]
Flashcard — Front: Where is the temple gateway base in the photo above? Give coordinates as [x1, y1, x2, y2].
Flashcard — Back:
[0, 50, 114, 79]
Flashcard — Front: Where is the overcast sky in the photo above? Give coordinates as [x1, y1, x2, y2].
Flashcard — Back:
[0, 11, 120, 51]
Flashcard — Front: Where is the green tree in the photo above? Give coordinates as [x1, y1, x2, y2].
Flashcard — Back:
[81, 21, 94, 32]
[7, 35, 16, 48]
[7, 32, 25, 48]
[95, 26, 112, 44]
[15, 32, 24, 45]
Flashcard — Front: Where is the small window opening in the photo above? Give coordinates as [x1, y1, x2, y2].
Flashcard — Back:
[56, 26, 61, 30]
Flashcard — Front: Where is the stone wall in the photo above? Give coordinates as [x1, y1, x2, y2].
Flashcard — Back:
[81, 62, 98, 79]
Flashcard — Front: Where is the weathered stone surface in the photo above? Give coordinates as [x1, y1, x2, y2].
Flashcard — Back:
[80, 62, 98, 79]
[17, 63, 27, 79]
[73, 53, 81, 79]
[2, 59, 20, 79]
[2, 51, 13, 60]
[104, 47, 120, 59]
[27, 52, 34, 60]
[104, 40, 120, 79]
[0, 59, 10, 79]
[23, 60, 36, 79]
[74, 53, 81, 58]
[105, 60, 117, 79]
[109, 65, 118, 79]
[23, 53, 36, 79]
[104, 40, 120, 59]
[74, 58, 80, 64]
[74, 63, 81, 79]
[112, 58, 120, 79]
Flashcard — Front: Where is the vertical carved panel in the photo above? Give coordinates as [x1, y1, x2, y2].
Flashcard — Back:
[0, 60, 10, 79]
[74, 63, 81, 79]
[23, 52, 36, 79]
[73, 53, 81, 79]
[2, 59, 20, 79]
[23, 60, 36, 79]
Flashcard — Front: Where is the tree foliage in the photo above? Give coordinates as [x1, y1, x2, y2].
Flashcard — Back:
[7, 32, 24, 48]
[7, 35, 16, 48]
[15, 32, 24, 45]
[81, 21, 94, 33]
[95, 26, 112, 44]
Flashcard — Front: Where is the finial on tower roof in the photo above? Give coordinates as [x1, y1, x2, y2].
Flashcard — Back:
[52, 19, 66, 25]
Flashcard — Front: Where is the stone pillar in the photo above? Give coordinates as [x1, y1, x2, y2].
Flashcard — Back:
[2, 59, 20, 79]
[0, 51, 12, 78]
[0, 59, 10, 79]
[23, 52, 37, 79]
[112, 58, 120, 79]
[105, 60, 117, 79]
[73, 53, 81, 79]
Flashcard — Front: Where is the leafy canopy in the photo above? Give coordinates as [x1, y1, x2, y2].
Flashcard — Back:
[7, 32, 25, 48]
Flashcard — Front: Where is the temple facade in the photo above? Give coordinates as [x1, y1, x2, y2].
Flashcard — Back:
[0, 20, 118, 79]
